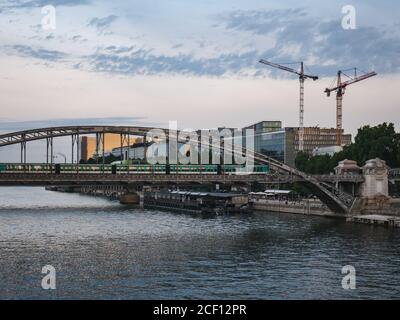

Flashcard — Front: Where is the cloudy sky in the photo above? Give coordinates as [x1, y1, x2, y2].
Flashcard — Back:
[0, 0, 399, 137]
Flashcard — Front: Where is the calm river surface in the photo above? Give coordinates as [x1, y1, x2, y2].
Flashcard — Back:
[0, 187, 399, 299]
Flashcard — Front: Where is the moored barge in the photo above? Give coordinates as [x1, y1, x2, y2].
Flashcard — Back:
[144, 191, 250, 215]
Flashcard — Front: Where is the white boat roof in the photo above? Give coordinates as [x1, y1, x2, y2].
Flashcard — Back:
[264, 189, 292, 194]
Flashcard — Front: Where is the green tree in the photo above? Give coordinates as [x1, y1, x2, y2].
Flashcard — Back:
[295, 152, 334, 174]
[295, 122, 400, 174]
[346, 123, 400, 167]
[294, 151, 310, 172]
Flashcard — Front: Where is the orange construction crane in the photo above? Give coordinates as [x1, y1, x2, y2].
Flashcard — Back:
[259, 59, 318, 151]
[325, 68, 377, 146]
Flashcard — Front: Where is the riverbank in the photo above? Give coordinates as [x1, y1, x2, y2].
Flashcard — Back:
[250, 198, 347, 219]
[45, 186, 400, 227]
[347, 214, 400, 227]
[251, 198, 400, 228]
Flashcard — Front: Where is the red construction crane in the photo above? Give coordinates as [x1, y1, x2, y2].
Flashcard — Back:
[325, 68, 377, 146]
[259, 59, 318, 151]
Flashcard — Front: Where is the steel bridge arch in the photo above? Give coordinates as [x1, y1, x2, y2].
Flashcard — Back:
[0, 126, 154, 147]
[0, 126, 355, 213]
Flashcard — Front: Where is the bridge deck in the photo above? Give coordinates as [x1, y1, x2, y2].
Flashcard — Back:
[0, 125, 362, 214]
[0, 173, 278, 186]
[0, 172, 364, 186]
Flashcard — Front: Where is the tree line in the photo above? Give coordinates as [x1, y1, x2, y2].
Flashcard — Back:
[295, 123, 400, 174]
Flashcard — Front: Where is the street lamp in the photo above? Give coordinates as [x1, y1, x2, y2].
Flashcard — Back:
[53, 153, 67, 164]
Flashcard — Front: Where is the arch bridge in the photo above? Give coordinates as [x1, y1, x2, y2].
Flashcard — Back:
[0, 126, 358, 214]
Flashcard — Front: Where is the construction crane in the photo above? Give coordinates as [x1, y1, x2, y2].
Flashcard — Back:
[325, 68, 377, 146]
[259, 59, 318, 151]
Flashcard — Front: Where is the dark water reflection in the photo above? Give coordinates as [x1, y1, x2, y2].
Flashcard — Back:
[0, 187, 399, 299]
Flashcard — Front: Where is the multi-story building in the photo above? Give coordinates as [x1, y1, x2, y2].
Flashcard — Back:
[112, 142, 192, 163]
[111, 143, 148, 161]
[80, 134, 140, 161]
[242, 121, 284, 160]
[243, 121, 352, 167]
[312, 145, 344, 157]
[243, 121, 282, 135]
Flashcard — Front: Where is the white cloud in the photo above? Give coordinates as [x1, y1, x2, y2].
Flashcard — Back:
[0, 0, 399, 136]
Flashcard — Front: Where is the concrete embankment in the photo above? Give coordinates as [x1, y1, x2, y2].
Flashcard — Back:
[347, 214, 400, 227]
[45, 186, 400, 227]
[251, 198, 400, 227]
[251, 198, 346, 219]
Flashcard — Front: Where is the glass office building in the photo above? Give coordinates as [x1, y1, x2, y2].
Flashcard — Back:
[256, 130, 285, 163]
[243, 121, 352, 167]
[243, 121, 282, 135]
[243, 121, 287, 164]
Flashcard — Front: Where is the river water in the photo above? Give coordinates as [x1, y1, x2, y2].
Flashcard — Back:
[0, 187, 399, 300]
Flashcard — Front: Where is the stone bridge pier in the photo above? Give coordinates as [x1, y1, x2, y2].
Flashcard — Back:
[119, 185, 146, 207]
[357, 158, 391, 214]
[335, 158, 391, 214]
[334, 159, 362, 197]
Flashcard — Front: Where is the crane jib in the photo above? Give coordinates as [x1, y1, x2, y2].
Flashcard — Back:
[325, 71, 377, 93]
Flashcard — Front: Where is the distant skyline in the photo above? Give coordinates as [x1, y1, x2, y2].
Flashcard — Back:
[0, 0, 399, 138]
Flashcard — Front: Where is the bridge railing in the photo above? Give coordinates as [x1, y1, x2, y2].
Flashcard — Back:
[389, 169, 400, 179]
[0, 126, 357, 212]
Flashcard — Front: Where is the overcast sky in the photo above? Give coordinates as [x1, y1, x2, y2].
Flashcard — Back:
[0, 0, 399, 141]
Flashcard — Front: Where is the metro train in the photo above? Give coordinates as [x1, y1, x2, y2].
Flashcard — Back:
[0, 163, 269, 175]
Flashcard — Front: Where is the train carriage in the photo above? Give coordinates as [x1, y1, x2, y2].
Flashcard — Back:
[0, 163, 269, 175]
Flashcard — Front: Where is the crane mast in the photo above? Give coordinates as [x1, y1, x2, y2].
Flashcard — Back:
[259, 59, 318, 152]
[336, 71, 343, 146]
[325, 69, 377, 146]
[299, 62, 305, 151]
